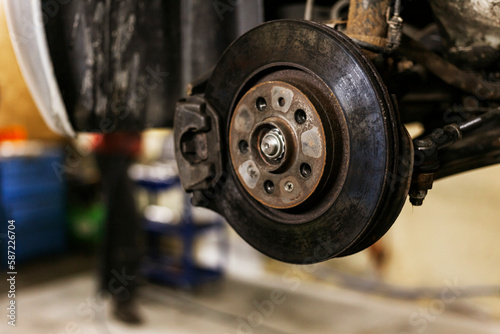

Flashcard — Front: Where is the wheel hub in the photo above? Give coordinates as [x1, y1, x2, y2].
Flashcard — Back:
[229, 81, 327, 209]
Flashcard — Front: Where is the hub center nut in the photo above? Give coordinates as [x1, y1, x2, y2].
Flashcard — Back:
[260, 128, 285, 160]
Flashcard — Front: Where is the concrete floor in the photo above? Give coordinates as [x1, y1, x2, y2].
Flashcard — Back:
[1, 271, 500, 334]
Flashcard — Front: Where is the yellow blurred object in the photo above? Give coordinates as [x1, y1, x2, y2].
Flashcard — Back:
[0, 4, 62, 141]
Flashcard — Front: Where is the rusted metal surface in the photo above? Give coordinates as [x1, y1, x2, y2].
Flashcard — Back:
[427, 0, 500, 69]
[345, 0, 391, 47]
[229, 81, 327, 209]
[400, 36, 500, 100]
[428, 0, 500, 50]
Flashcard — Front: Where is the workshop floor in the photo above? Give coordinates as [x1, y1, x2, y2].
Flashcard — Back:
[2, 271, 500, 334]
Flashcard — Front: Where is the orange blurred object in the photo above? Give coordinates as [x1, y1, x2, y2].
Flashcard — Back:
[0, 125, 28, 142]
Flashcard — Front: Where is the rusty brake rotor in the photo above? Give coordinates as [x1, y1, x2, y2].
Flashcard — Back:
[175, 20, 413, 263]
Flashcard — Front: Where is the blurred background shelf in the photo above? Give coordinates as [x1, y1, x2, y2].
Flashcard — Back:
[132, 162, 227, 288]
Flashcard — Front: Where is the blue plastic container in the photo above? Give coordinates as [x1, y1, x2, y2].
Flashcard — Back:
[0, 147, 67, 266]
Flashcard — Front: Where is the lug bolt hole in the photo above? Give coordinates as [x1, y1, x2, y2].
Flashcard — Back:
[295, 109, 307, 124]
[238, 140, 249, 154]
[264, 180, 275, 194]
[256, 97, 267, 111]
[278, 97, 286, 107]
[300, 163, 312, 178]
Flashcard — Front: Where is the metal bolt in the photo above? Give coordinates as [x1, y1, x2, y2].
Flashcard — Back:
[260, 129, 285, 160]
[284, 182, 294, 192]
[409, 190, 427, 206]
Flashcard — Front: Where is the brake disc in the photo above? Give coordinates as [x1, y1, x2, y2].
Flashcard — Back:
[175, 20, 413, 263]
